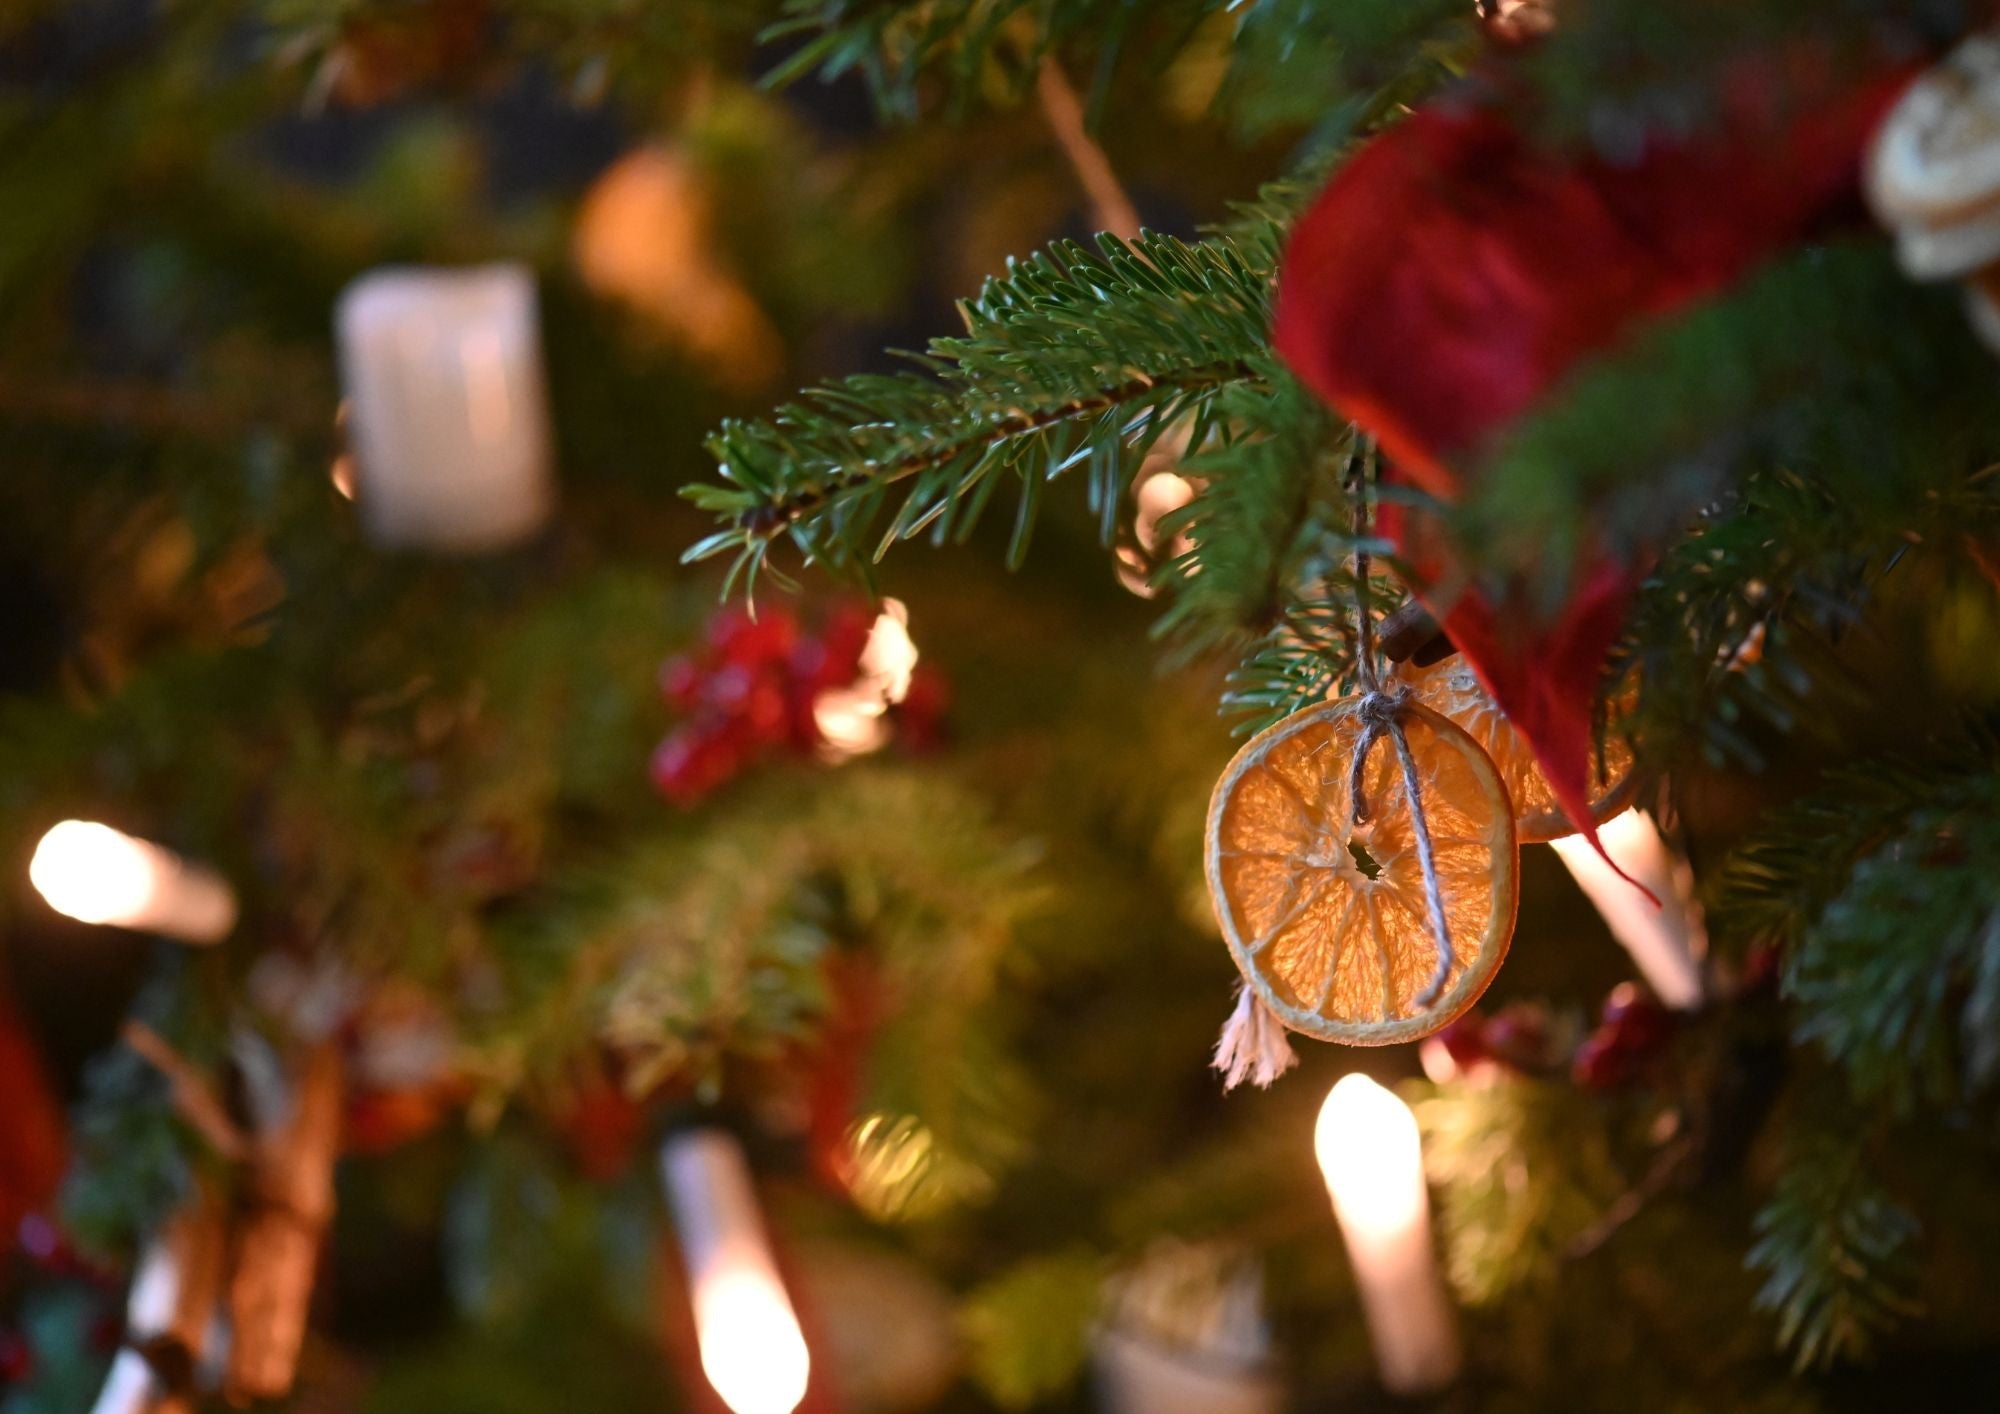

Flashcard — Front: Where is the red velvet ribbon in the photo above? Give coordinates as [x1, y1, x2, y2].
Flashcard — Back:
[1272, 55, 1912, 862]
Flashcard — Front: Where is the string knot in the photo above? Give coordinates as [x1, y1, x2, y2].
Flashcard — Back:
[1348, 685, 1410, 825]
[1356, 684, 1409, 729]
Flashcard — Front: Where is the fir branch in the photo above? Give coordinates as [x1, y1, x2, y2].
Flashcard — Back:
[1415, 1079, 1629, 1304]
[1749, 1133, 1922, 1371]
[1622, 461, 2000, 770]
[961, 1249, 1106, 1408]
[761, 0, 1222, 119]
[685, 231, 1276, 593]
[1717, 746, 2000, 1108]
[1149, 373, 1355, 665]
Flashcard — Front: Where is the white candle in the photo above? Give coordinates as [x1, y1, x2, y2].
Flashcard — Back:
[30, 820, 236, 943]
[660, 1130, 812, 1414]
[1550, 809, 1706, 1010]
[1315, 1075, 1460, 1396]
[335, 264, 555, 553]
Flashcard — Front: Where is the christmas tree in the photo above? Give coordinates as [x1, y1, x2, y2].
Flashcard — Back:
[4, 1, 2000, 1409]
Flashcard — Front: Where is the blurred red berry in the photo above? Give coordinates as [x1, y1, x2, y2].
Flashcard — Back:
[650, 727, 741, 807]
[708, 607, 798, 666]
[1433, 1016, 1492, 1073]
[657, 655, 705, 711]
[1739, 942, 1785, 997]
[15, 1212, 62, 1266]
[813, 605, 873, 680]
[1483, 1003, 1552, 1071]
[1571, 1033, 1635, 1091]
[893, 664, 952, 751]
[1599, 982, 1673, 1056]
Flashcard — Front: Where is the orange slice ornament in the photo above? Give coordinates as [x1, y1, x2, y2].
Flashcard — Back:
[1205, 697, 1519, 1047]
[1395, 657, 1637, 844]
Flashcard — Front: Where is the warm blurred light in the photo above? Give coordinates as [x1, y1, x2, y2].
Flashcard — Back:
[1550, 809, 1706, 1010]
[861, 599, 917, 704]
[573, 145, 782, 390]
[660, 1131, 811, 1414]
[1314, 1074, 1460, 1395]
[31, 821, 158, 926]
[1134, 471, 1195, 555]
[693, 1266, 812, 1414]
[29, 821, 235, 943]
[814, 599, 918, 763]
[813, 688, 893, 759]
[1417, 1037, 1457, 1085]
[1116, 457, 1197, 598]
[329, 453, 358, 501]
[1315, 1075, 1425, 1237]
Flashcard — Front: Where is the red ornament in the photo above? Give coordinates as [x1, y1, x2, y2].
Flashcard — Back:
[1271, 50, 1913, 858]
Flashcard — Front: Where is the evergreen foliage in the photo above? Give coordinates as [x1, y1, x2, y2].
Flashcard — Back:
[12, 0, 2000, 1406]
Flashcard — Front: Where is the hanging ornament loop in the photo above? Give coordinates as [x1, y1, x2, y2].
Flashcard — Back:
[1345, 445, 1458, 1009]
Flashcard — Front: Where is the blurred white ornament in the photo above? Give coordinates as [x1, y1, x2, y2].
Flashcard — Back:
[1316, 1075, 1461, 1396]
[660, 1130, 811, 1414]
[335, 263, 555, 552]
[30, 820, 235, 943]
[1551, 808, 1707, 1010]
[1093, 1241, 1281, 1414]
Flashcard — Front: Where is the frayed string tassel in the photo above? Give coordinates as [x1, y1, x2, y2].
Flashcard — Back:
[1212, 985, 1299, 1092]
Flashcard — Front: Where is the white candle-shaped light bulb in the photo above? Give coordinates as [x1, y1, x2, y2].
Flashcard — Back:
[335, 264, 554, 552]
[1551, 809, 1706, 1010]
[30, 821, 236, 943]
[660, 1130, 811, 1414]
[1315, 1075, 1461, 1396]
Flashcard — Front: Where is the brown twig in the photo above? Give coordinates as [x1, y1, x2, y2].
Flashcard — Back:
[121, 1021, 249, 1162]
[1036, 59, 1142, 242]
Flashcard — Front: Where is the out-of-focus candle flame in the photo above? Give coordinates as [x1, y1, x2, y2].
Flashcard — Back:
[29, 821, 235, 943]
[813, 599, 918, 763]
[1315, 1074, 1425, 1237]
[692, 1265, 812, 1414]
[31, 821, 160, 926]
[1313, 1073, 1460, 1395]
[661, 1130, 811, 1414]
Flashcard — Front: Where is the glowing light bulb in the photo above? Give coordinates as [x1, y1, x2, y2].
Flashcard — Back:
[29, 821, 235, 943]
[692, 1266, 812, 1414]
[1314, 1075, 1459, 1395]
[813, 599, 920, 763]
[661, 1130, 810, 1414]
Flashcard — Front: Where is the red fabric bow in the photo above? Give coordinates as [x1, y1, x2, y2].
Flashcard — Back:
[1272, 59, 1911, 857]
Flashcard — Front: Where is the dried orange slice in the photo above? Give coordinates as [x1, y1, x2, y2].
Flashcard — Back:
[1395, 659, 1636, 844]
[1205, 698, 1518, 1046]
